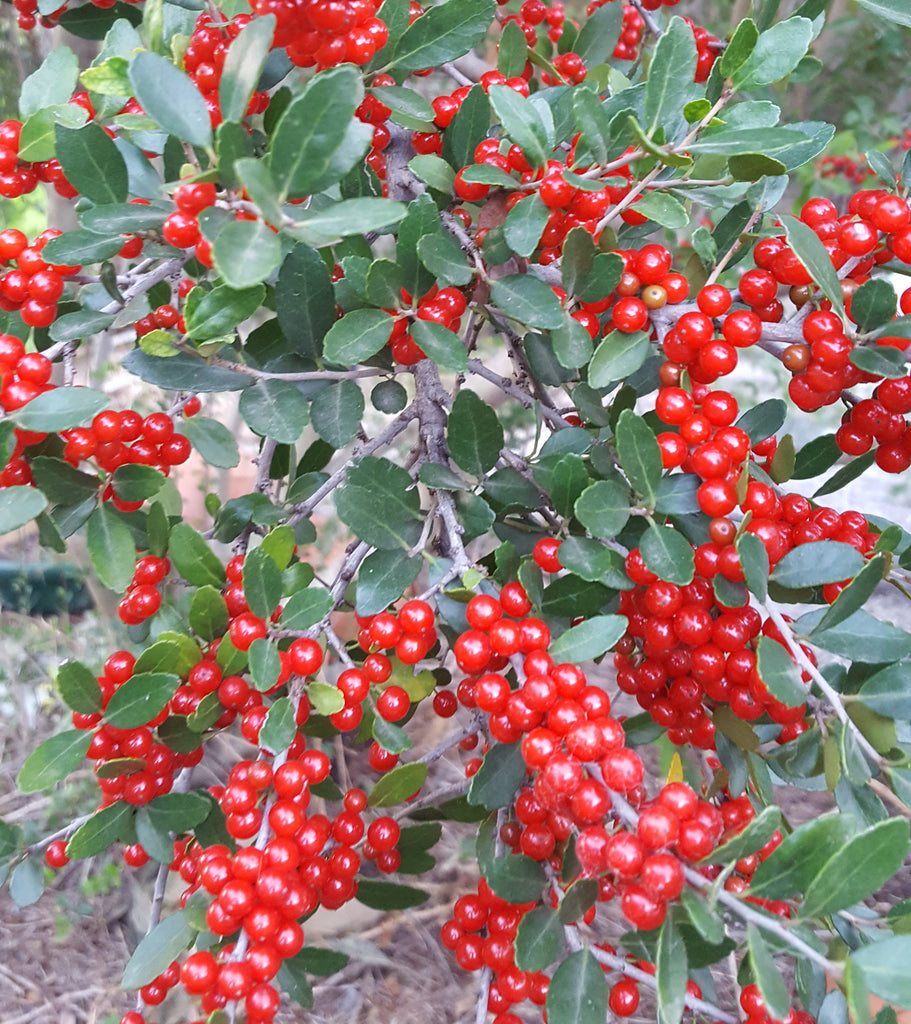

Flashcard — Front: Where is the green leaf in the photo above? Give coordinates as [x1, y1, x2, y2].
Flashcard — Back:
[634, 191, 689, 228]
[498, 17, 529, 77]
[488, 85, 550, 167]
[239, 379, 309, 444]
[812, 555, 887, 635]
[728, 152, 787, 181]
[852, 278, 897, 332]
[30, 459, 96, 508]
[260, 696, 296, 754]
[110, 464, 165, 503]
[18, 729, 91, 792]
[20, 47, 79, 118]
[680, 888, 725, 944]
[801, 818, 909, 919]
[373, 84, 435, 128]
[388, 0, 496, 71]
[86, 504, 135, 593]
[212, 218, 282, 289]
[181, 415, 240, 469]
[416, 233, 473, 287]
[10, 858, 44, 908]
[311, 380, 364, 448]
[276, 244, 336, 360]
[549, 453, 589, 518]
[0, 486, 49, 534]
[503, 193, 550, 258]
[128, 51, 212, 147]
[781, 214, 845, 322]
[323, 308, 394, 365]
[219, 14, 275, 123]
[755, 636, 805, 707]
[356, 549, 422, 617]
[749, 812, 857, 899]
[485, 852, 547, 902]
[849, 344, 908, 379]
[355, 880, 429, 910]
[793, 433, 841, 480]
[105, 673, 181, 728]
[490, 274, 564, 330]
[168, 522, 226, 588]
[641, 523, 695, 586]
[551, 314, 593, 370]
[748, 925, 791, 1020]
[184, 283, 264, 341]
[705, 805, 782, 865]
[718, 17, 759, 78]
[336, 457, 424, 550]
[410, 320, 468, 371]
[66, 801, 134, 860]
[809, 608, 911, 663]
[514, 906, 564, 972]
[546, 949, 609, 1024]
[657, 915, 688, 1024]
[122, 910, 196, 990]
[50, 309, 117, 344]
[771, 540, 864, 589]
[572, 89, 611, 166]
[308, 681, 344, 715]
[548, 615, 627, 664]
[40, 229, 123, 265]
[813, 450, 878, 499]
[557, 537, 616, 583]
[737, 532, 769, 602]
[292, 198, 407, 241]
[731, 16, 814, 90]
[574, 479, 630, 539]
[280, 587, 333, 630]
[468, 742, 527, 809]
[645, 16, 698, 135]
[588, 329, 651, 387]
[243, 546, 284, 620]
[857, 662, 911, 719]
[249, 638, 282, 692]
[448, 390, 504, 478]
[55, 122, 127, 205]
[123, 350, 252, 393]
[11, 387, 108, 433]
[851, 936, 911, 1007]
[615, 408, 661, 507]
[56, 660, 103, 714]
[368, 762, 428, 807]
[574, 0, 623, 67]
[442, 83, 490, 172]
[189, 585, 229, 642]
[268, 64, 372, 199]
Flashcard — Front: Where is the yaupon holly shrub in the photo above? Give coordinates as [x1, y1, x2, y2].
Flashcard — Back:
[4, 0, 911, 1021]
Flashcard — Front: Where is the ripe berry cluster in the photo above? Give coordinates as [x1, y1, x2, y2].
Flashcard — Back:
[0, 119, 77, 199]
[251, 0, 389, 68]
[0, 228, 79, 327]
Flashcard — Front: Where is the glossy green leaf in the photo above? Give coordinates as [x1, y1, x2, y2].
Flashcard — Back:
[356, 879, 429, 910]
[239, 379, 310, 445]
[588, 329, 651, 387]
[771, 540, 864, 589]
[368, 762, 428, 807]
[546, 949, 609, 1024]
[410, 320, 468, 371]
[548, 615, 627, 664]
[615, 408, 662, 507]
[736, 398, 787, 445]
[129, 51, 212, 147]
[556, 537, 615, 583]
[110, 464, 165, 503]
[468, 742, 526, 809]
[645, 16, 698, 135]
[275, 244, 336, 360]
[503, 193, 550, 257]
[448, 390, 504, 479]
[388, 0, 496, 71]
[491, 274, 564, 330]
[122, 910, 196, 990]
[793, 433, 841, 479]
[184, 283, 264, 341]
[515, 906, 564, 972]
[122, 350, 252, 392]
[55, 121, 127, 205]
[813, 450, 878, 499]
[489, 85, 550, 167]
[189, 585, 229, 642]
[718, 17, 759, 78]
[168, 522, 226, 588]
[355, 549, 422, 617]
[105, 673, 181, 728]
[56, 660, 103, 714]
[18, 729, 92, 793]
[731, 16, 814, 90]
[323, 308, 394, 365]
[801, 818, 909, 918]
[212, 218, 282, 289]
[86, 504, 135, 593]
[641, 522, 695, 586]
[749, 812, 857, 899]
[280, 587, 333, 629]
[219, 14, 275, 123]
[336, 457, 424, 550]
[756, 636, 805, 707]
[11, 387, 107, 433]
[181, 415, 240, 469]
[40, 229, 122, 265]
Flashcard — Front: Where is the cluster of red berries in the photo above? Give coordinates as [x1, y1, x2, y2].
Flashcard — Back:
[385, 285, 468, 364]
[116, 554, 170, 625]
[0, 119, 77, 199]
[162, 180, 220, 262]
[134, 294, 192, 339]
[836, 378, 911, 472]
[251, 0, 388, 68]
[816, 153, 875, 187]
[184, 13, 271, 129]
[61, 408, 193, 478]
[0, 228, 80, 327]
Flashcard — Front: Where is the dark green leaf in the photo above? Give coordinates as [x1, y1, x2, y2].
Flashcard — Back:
[515, 906, 564, 972]
[323, 308, 394, 365]
[749, 812, 857, 899]
[485, 852, 546, 902]
[372, 85, 435, 127]
[490, 274, 564, 330]
[857, 662, 911, 719]
[122, 910, 196, 990]
[468, 742, 526, 809]
[122, 350, 252, 392]
[503, 193, 549, 257]
[10, 858, 44, 908]
[18, 729, 92, 793]
[657, 915, 688, 1024]
[680, 889, 725, 944]
[106, 673, 181, 729]
[448, 390, 504, 478]
[355, 880, 429, 909]
[801, 818, 909, 918]
[128, 51, 212, 147]
[771, 540, 864, 589]
[212, 218, 282, 289]
[731, 16, 814, 90]
[249, 638, 282, 692]
[589, 329, 650, 387]
[851, 936, 911, 1008]
[574, 479, 630, 539]
[243, 546, 284, 620]
[442, 84, 490, 171]
[748, 925, 791, 1020]
[181, 415, 240, 469]
[280, 587, 333, 629]
[86, 504, 135, 593]
[168, 522, 226, 588]
[705, 805, 782, 865]
[189, 585, 229, 642]
[719, 17, 759, 78]
[110, 464, 165, 503]
[852, 278, 897, 332]
[260, 696, 296, 754]
[239, 380, 309, 444]
[574, 1, 623, 67]
[615, 408, 661, 506]
[793, 434, 841, 480]
[184, 283, 265, 341]
[641, 523, 695, 586]
[275, 244, 336, 360]
[737, 398, 786, 445]
[20, 47, 79, 119]
[356, 549, 422, 617]
[546, 950, 609, 1024]
[56, 660, 103, 714]
[55, 122, 127, 205]
[850, 345, 908, 379]
[366, 259, 405, 308]
[813, 450, 877, 499]
[809, 608, 911, 663]
[812, 555, 887, 635]
[336, 457, 424, 550]
[737, 532, 769, 601]
[389, 0, 496, 71]
[645, 16, 698, 135]
[49, 309, 117, 344]
[410, 320, 467, 371]
[293, 199, 407, 242]
[41, 229, 123, 265]
[416, 233, 473, 287]
[548, 615, 627, 663]
[488, 85, 549, 167]
[368, 762, 428, 806]
[311, 380, 364, 447]
[756, 637, 805, 707]
[557, 537, 615, 582]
